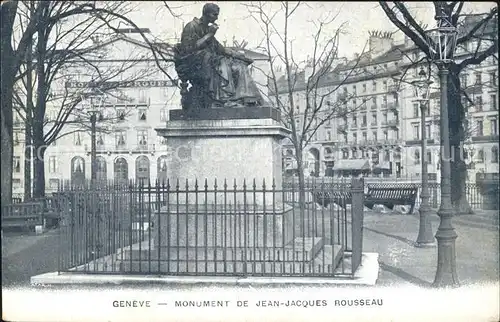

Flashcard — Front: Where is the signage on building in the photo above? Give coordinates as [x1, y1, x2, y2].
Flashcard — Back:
[65, 80, 177, 88]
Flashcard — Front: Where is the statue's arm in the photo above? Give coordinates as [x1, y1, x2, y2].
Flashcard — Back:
[181, 23, 215, 53]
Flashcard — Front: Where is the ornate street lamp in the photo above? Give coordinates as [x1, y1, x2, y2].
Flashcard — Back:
[411, 67, 435, 248]
[82, 90, 106, 186]
[426, 11, 460, 287]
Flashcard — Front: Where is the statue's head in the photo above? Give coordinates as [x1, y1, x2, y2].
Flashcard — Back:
[202, 3, 220, 23]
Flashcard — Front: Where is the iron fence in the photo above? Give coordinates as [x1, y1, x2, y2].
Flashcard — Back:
[55, 178, 365, 278]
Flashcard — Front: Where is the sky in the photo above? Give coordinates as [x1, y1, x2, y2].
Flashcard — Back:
[124, 1, 496, 63]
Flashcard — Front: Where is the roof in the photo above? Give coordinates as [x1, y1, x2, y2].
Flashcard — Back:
[333, 159, 371, 171]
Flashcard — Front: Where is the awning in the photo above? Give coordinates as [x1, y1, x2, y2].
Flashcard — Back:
[373, 161, 391, 170]
[333, 159, 370, 171]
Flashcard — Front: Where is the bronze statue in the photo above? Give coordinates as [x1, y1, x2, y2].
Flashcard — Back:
[173, 3, 265, 110]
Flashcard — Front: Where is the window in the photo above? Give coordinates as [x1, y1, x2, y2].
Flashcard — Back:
[14, 131, 20, 145]
[476, 149, 484, 163]
[427, 151, 432, 163]
[160, 109, 167, 121]
[474, 72, 482, 85]
[352, 115, 357, 126]
[363, 84, 367, 93]
[96, 157, 107, 183]
[492, 146, 499, 163]
[372, 131, 378, 142]
[114, 158, 128, 185]
[460, 74, 468, 87]
[476, 119, 483, 136]
[413, 103, 419, 117]
[342, 150, 349, 159]
[372, 97, 377, 107]
[352, 133, 357, 143]
[412, 123, 420, 140]
[426, 124, 431, 138]
[474, 95, 483, 111]
[49, 156, 57, 173]
[490, 118, 498, 135]
[97, 134, 104, 146]
[414, 150, 420, 164]
[352, 148, 358, 159]
[74, 132, 82, 146]
[71, 157, 85, 187]
[160, 137, 167, 145]
[489, 71, 497, 87]
[135, 156, 150, 186]
[327, 131, 332, 141]
[157, 156, 168, 184]
[372, 81, 377, 92]
[115, 131, 126, 147]
[13, 156, 20, 173]
[117, 109, 125, 121]
[383, 131, 388, 141]
[137, 130, 148, 147]
[383, 112, 388, 124]
[384, 150, 390, 162]
[49, 179, 60, 190]
[138, 109, 147, 121]
[352, 85, 357, 95]
[491, 94, 497, 110]
[138, 89, 147, 103]
[362, 132, 367, 141]
[362, 114, 367, 126]
[353, 99, 357, 107]
[383, 81, 387, 91]
[372, 112, 377, 125]
[343, 134, 348, 143]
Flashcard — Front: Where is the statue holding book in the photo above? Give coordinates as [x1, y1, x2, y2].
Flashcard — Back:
[173, 3, 265, 110]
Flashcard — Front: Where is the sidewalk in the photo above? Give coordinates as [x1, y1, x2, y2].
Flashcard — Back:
[363, 209, 499, 287]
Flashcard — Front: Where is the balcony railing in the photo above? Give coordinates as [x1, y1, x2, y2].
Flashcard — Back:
[388, 84, 398, 93]
[388, 103, 399, 111]
[387, 119, 399, 127]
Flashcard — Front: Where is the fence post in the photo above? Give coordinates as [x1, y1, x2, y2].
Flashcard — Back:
[350, 177, 364, 273]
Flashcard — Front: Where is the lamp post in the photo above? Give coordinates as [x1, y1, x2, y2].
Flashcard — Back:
[83, 91, 106, 186]
[427, 11, 460, 287]
[411, 67, 435, 248]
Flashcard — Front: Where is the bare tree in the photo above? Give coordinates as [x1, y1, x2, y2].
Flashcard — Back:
[1, 0, 180, 205]
[244, 1, 365, 203]
[379, 1, 498, 214]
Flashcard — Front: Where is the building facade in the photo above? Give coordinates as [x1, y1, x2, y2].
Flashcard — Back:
[12, 28, 270, 196]
[278, 24, 498, 181]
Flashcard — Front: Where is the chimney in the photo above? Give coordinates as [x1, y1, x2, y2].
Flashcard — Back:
[368, 30, 394, 57]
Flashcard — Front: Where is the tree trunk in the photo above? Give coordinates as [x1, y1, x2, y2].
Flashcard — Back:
[448, 68, 473, 215]
[32, 17, 48, 199]
[0, 2, 17, 207]
[296, 149, 306, 236]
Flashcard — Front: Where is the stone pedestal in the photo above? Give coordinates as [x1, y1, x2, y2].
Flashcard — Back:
[155, 108, 290, 206]
[128, 108, 339, 274]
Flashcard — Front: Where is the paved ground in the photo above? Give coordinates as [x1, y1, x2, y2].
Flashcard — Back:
[364, 209, 499, 287]
[2, 209, 498, 288]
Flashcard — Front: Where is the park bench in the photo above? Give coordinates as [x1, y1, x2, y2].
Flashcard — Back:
[312, 184, 418, 214]
[1, 202, 44, 233]
[364, 185, 418, 214]
[312, 190, 352, 208]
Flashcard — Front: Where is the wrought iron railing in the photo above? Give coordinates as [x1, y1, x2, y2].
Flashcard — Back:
[55, 178, 365, 278]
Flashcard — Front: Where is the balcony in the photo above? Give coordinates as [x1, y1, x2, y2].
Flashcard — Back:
[465, 83, 483, 95]
[471, 134, 499, 142]
[337, 92, 348, 103]
[388, 84, 398, 93]
[134, 144, 156, 153]
[387, 119, 399, 127]
[337, 124, 347, 133]
[388, 102, 399, 111]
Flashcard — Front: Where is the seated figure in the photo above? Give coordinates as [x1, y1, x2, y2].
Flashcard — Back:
[173, 3, 265, 110]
